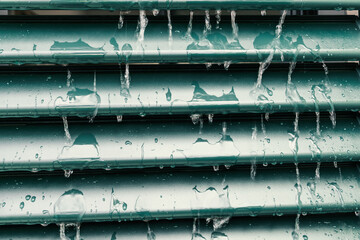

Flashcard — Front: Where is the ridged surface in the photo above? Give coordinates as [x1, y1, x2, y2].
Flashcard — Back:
[0, 16, 358, 64]
[0, 166, 358, 224]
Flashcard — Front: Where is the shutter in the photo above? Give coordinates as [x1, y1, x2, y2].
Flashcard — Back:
[0, 3, 359, 240]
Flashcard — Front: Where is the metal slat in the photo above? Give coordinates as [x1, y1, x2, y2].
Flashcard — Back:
[0, 215, 359, 239]
[0, 16, 359, 64]
[0, 66, 359, 118]
[0, 0, 359, 10]
[0, 166, 358, 224]
[0, 116, 359, 172]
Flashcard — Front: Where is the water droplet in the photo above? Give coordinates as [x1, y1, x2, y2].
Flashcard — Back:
[19, 201, 24, 210]
[25, 195, 31, 201]
[64, 170, 73, 178]
[31, 196, 36, 202]
[125, 140, 132, 145]
[116, 115, 123, 122]
[166, 88, 172, 101]
[54, 189, 86, 222]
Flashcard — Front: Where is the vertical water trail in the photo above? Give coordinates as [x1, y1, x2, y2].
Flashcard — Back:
[315, 162, 321, 180]
[251, 123, 257, 180]
[167, 10, 173, 45]
[256, 10, 287, 88]
[125, 63, 130, 89]
[75, 223, 81, 240]
[291, 111, 302, 240]
[62, 116, 71, 143]
[203, 10, 211, 36]
[294, 112, 299, 134]
[321, 60, 336, 128]
[261, 10, 267, 16]
[146, 222, 156, 240]
[118, 11, 124, 29]
[88, 71, 98, 123]
[288, 62, 297, 84]
[224, 61, 231, 70]
[93, 70, 97, 92]
[222, 121, 227, 137]
[137, 10, 148, 44]
[230, 10, 238, 40]
[265, 112, 270, 121]
[315, 111, 320, 136]
[215, 10, 221, 29]
[208, 114, 214, 123]
[66, 69, 72, 88]
[191, 218, 206, 239]
[330, 111, 336, 128]
[186, 11, 194, 39]
[59, 223, 66, 240]
[261, 114, 267, 136]
[292, 213, 301, 240]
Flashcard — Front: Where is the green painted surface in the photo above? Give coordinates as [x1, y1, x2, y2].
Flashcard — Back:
[0, 66, 358, 118]
[0, 16, 359, 64]
[0, 116, 359, 172]
[0, 215, 359, 239]
[0, 166, 358, 224]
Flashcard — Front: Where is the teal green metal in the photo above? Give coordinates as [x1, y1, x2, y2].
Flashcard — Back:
[0, 166, 359, 224]
[0, 0, 359, 10]
[0, 65, 358, 118]
[0, 215, 359, 239]
[0, 16, 359, 64]
[0, 116, 359, 172]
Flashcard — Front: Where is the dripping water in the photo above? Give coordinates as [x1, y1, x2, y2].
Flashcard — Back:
[251, 123, 257, 180]
[59, 223, 66, 240]
[256, 10, 287, 87]
[116, 115, 123, 122]
[125, 63, 130, 89]
[222, 121, 227, 137]
[294, 112, 299, 134]
[292, 213, 300, 240]
[62, 116, 71, 143]
[315, 111, 321, 136]
[292, 110, 302, 240]
[146, 222, 156, 240]
[230, 10, 238, 39]
[288, 62, 297, 84]
[137, 10, 148, 44]
[167, 10, 173, 45]
[208, 114, 214, 123]
[64, 169, 73, 178]
[186, 11, 194, 39]
[315, 162, 321, 180]
[66, 69, 72, 88]
[203, 10, 211, 36]
[215, 10, 221, 29]
[118, 11, 124, 29]
[152, 9, 159, 16]
[88, 70, 98, 123]
[224, 61, 231, 70]
[265, 112, 270, 121]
